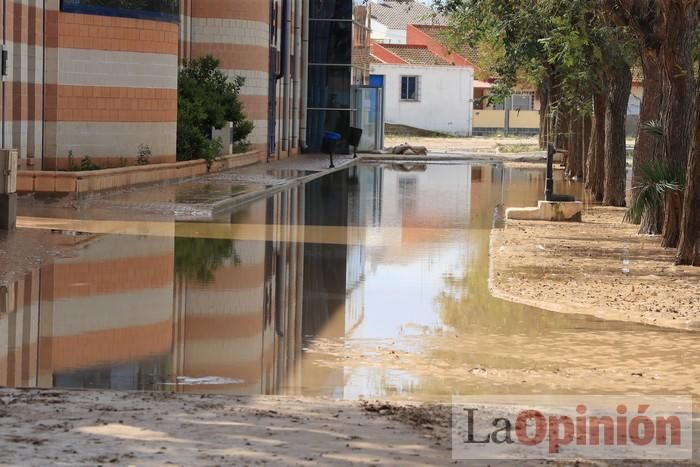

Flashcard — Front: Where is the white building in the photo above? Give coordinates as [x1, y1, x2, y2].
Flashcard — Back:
[371, 44, 474, 136]
[369, 0, 446, 44]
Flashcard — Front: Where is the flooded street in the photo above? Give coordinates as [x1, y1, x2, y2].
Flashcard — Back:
[2, 162, 699, 405]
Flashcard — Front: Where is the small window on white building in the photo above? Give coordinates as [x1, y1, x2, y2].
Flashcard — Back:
[401, 76, 420, 101]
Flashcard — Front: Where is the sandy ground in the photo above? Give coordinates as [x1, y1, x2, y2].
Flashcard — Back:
[490, 206, 700, 330]
[0, 390, 451, 466]
[3, 390, 697, 466]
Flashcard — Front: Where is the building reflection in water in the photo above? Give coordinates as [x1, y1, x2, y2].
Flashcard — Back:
[0, 167, 381, 395]
[0, 164, 583, 397]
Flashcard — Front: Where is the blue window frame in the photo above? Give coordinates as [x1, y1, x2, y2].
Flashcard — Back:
[60, 0, 179, 23]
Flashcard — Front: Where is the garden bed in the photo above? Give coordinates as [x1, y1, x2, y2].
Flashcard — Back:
[17, 150, 262, 195]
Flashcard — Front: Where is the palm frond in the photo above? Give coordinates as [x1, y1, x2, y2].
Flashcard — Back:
[625, 160, 685, 224]
[640, 119, 664, 138]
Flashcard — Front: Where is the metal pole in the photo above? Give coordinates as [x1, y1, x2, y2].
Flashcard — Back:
[291, 0, 302, 150]
[299, 0, 309, 151]
[281, 0, 291, 153]
[545, 144, 554, 202]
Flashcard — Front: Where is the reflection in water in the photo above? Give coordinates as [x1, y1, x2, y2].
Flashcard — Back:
[174, 237, 238, 283]
[1, 164, 698, 402]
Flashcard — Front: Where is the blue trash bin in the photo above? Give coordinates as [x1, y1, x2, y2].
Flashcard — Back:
[323, 131, 342, 168]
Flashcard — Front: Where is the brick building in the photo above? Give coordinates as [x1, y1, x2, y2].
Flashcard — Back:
[1, 1, 370, 170]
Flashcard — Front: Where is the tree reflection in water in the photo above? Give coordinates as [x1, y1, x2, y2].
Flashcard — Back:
[174, 237, 239, 283]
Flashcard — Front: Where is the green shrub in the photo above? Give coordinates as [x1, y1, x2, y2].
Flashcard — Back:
[177, 55, 254, 168]
[69, 154, 101, 172]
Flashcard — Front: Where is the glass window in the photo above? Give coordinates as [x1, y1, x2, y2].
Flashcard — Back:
[308, 66, 352, 109]
[310, 0, 353, 19]
[309, 21, 352, 65]
[401, 76, 419, 101]
[60, 0, 178, 22]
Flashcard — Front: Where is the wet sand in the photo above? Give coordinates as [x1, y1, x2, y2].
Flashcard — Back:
[490, 206, 700, 330]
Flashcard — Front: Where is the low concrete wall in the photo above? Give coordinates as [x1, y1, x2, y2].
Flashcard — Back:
[17, 150, 262, 195]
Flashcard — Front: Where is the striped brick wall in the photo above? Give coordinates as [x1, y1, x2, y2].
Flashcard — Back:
[1, 1, 179, 170]
[0, 0, 45, 168]
[3, 1, 308, 170]
[180, 0, 304, 161]
[180, 0, 272, 158]
[43, 2, 179, 169]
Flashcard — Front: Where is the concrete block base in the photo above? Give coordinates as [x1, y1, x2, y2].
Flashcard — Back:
[506, 200, 583, 222]
[0, 193, 17, 230]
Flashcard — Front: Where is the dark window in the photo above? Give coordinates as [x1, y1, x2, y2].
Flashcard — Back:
[308, 66, 352, 109]
[309, 21, 352, 64]
[60, 0, 179, 22]
[307, 0, 369, 153]
[310, 0, 353, 19]
[401, 76, 419, 101]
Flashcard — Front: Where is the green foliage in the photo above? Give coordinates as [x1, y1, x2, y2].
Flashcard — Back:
[174, 237, 239, 283]
[625, 161, 686, 224]
[640, 119, 664, 138]
[177, 55, 254, 167]
[69, 154, 102, 172]
[433, 0, 635, 115]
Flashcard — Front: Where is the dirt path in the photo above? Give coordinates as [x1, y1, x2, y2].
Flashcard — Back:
[0, 389, 451, 466]
[490, 206, 700, 330]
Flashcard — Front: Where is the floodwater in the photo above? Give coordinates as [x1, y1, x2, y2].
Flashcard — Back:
[2, 162, 699, 402]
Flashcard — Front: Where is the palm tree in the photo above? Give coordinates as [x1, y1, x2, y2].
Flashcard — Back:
[625, 160, 685, 247]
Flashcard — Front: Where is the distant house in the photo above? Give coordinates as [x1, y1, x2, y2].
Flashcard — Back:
[407, 25, 541, 136]
[628, 66, 644, 136]
[369, 0, 446, 44]
[371, 43, 474, 136]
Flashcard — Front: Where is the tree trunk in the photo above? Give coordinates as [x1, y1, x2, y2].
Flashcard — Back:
[567, 115, 582, 179]
[587, 92, 606, 202]
[659, 2, 697, 245]
[603, 64, 632, 207]
[556, 110, 570, 153]
[636, 46, 665, 234]
[582, 113, 592, 181]
[661, 190, 683, 248]
[538, 81, 550, 150]
[660, 2, 696, 170]
[676, 65, 700, 265]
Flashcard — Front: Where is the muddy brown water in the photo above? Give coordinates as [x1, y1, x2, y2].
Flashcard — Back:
[2, 162, 698, 404]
